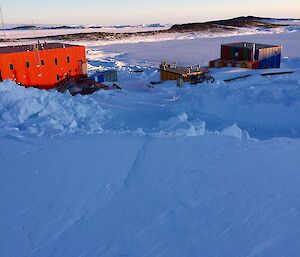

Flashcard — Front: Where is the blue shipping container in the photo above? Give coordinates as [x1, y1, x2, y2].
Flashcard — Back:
[97, 74, 105, 83]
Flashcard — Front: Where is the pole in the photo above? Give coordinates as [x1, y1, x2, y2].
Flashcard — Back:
[0, 3, 6, 39]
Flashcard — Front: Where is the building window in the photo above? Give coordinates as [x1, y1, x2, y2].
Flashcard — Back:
[9, 64, 14, 70]
[67, 56, 70, 63]
[56, 74, 60, 81]
[41, 60, 45, 66]
[26, 62, 30, 68]
[54, 58, 58, 65]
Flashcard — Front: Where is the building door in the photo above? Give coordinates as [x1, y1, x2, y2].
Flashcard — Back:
[78, 60, 87, 76]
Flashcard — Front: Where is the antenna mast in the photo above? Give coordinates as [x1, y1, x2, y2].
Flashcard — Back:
[0, 3, 6, 39]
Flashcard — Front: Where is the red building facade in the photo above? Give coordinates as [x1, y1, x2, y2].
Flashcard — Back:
[0, 43, 87, 89]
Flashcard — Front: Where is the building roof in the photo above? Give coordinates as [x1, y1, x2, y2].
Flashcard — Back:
[160, 63, 207, 75]
[222, 42, 282, 49]
[0, 43, 83, 55]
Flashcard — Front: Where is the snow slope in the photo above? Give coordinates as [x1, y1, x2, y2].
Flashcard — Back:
[1, 26, 300, 257]
[1, 131, 300, 257]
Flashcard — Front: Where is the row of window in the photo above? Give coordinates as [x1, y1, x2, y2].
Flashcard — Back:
[0, 69, 80, 84]
[9, 56, 71, 70]
[2, 73, 74, 82]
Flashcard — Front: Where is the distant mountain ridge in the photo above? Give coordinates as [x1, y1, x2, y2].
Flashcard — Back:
[0, 23, 166, 31]
[3, 25, 86, 31]
[169, 16, 292, 32]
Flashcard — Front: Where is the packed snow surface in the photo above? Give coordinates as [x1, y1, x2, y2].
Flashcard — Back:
[1, 25, 300, 257]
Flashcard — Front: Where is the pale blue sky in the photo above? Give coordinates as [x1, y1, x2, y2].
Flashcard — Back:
[1, 0, 300, 25]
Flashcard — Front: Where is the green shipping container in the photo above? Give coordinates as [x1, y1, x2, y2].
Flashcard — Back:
[230, 47, 235, 60]
[243, 48, 249, 61]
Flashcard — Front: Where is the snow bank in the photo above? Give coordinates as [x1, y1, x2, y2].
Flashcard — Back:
[219, 123, 250, 140]
[0, 81, 108, 136]
[0, 81, 252, 140]
[2, 65, 300, 140]
[157, 113, 206, 137]
[156, 113, 250, 139]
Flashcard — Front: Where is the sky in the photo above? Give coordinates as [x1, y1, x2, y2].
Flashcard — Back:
[1, 0, 300, 25]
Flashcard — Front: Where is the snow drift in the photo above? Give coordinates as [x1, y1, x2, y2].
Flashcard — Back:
[1, 68, 300, 139]
[0, 80, 108, 136]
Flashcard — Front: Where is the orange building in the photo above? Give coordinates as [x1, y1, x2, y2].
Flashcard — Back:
[0, 43, 87, 89]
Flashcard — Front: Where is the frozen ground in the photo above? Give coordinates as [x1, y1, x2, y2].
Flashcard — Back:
[1, 24, 300, 257]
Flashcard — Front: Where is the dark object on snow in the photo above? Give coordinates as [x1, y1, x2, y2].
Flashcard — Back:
[190, 74, 215, 84]
[132, 69, 144, 73]
[150, 81, 162, 85]
[260, 71, 294, 76]
[224, 74, 252, 82]
[112, 83, 122, 90]
[56, 78, 111, 96]
[224, 71, 294, 83]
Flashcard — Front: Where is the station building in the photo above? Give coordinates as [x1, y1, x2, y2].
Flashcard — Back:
[0, 43, 87, 88]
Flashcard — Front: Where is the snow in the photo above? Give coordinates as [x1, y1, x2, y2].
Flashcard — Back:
[0, 25, 170, 40]
[1, 23, 300, 257]
[1, 132, 300, 257]
[89, 27, 300, 66]
[0, 81, 108, 136]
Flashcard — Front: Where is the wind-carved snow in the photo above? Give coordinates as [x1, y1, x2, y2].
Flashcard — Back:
[0, 81, 108, 136]
[124, 137, 150, 189]
[220, 123, 250, 140]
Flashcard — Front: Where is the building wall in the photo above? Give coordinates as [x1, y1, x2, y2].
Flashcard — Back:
[258, 47, 282, 69]
[160, 70, 183, 81]
[221, 45, 254, 62]
[0, 46, 87, 88]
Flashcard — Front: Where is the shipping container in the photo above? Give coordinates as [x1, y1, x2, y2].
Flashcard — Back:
[97, 74, 105, 83]
[91, 70, 118, 83]
[210, 42, 282, 69]
[209, 60, 215, 68]
[103, 70, 118, 82]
